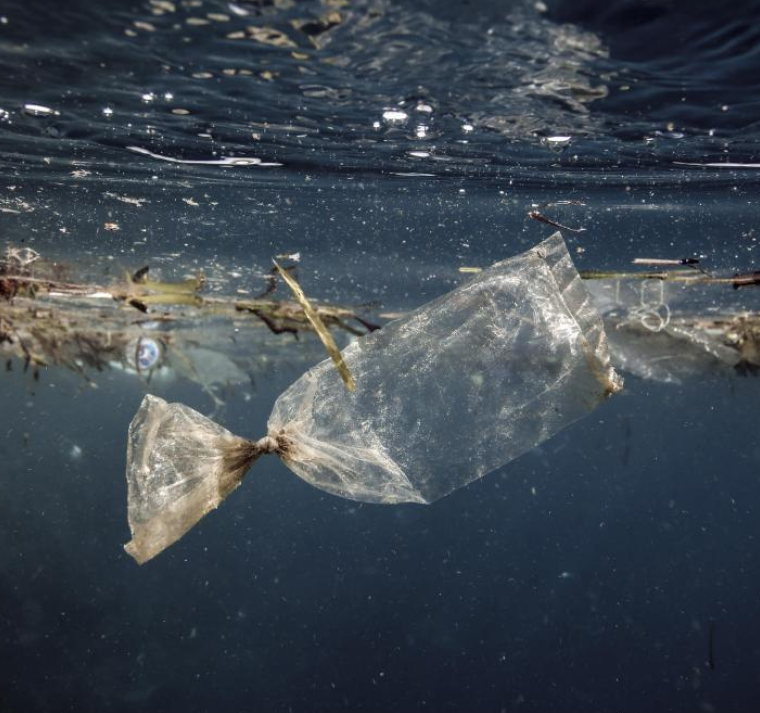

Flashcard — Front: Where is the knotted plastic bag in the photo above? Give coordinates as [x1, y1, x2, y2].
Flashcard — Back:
[124, 233, 622, 564]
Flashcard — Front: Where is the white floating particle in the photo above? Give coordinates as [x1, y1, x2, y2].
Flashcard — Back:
[102, 107, 114, 117]
[415, 124, 428, 138]
[382, 109, 408, 123]
[408, 151, 430, 158]
[22, 103, 58, 117]
[462, 123, 474, 133]
[163, 92, 174, 101]
[228, 2, 249, 16]
[141, 92, 156, 103]
[415, 103, 433, 114]
[543, 135, 572, 147]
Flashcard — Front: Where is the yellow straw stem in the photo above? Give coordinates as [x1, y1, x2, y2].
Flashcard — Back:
[273, 260, 356, 393]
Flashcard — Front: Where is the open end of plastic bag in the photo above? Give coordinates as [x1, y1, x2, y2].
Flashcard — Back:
[124, 233, 622, 564]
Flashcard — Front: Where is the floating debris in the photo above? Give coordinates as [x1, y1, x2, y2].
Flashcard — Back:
[274, 259, 356, 392]
[123, 234, 622, 564]
[528, 210, 586, 233]
[0, 247, 378, 394]
[22, 103, 59, 118]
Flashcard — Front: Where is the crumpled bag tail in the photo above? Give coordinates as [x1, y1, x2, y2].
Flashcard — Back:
[124, 394, 260, 564]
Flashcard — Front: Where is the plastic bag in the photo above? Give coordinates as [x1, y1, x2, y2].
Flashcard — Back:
[586, 276, 760, 382]
[124, 233, 622, 564]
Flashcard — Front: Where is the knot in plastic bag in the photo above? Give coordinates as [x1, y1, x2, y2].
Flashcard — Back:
[255, 435, 280, 454]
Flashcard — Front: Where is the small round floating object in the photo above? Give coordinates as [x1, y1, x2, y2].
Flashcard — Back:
[132, 338, 162, 371]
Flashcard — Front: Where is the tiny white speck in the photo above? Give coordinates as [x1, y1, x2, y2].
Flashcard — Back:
[102, 107, 114, 117]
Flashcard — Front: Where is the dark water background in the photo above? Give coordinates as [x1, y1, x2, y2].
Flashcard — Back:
[2, 1, 760, 711]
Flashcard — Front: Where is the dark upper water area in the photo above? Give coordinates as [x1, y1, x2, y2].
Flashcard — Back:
[2, 0, 760, 188]
[3, 2, 760, 713]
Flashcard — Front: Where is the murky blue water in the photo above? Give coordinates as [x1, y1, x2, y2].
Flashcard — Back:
[2, 1, 760, 711]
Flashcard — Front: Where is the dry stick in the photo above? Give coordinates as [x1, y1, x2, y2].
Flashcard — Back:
[272, 260, 357, 393]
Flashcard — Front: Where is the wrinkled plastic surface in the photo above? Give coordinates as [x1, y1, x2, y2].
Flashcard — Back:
[269, 232, 621, 504]
[125, 233, 622, 562]
[125, 395, 253, 564]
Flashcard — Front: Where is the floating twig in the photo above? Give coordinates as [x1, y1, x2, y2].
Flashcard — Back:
[273, 259, 356, 393]
[732, 270, 760, 290]
[528, 210, 586, 233]
[633, 257, 711, 277]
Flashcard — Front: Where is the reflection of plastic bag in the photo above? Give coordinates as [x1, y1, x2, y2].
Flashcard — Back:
[587, 277, 760, 382]
[124, 233, 622, 564]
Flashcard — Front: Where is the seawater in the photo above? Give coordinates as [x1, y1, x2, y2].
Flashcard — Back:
[2, 1, 760, 711]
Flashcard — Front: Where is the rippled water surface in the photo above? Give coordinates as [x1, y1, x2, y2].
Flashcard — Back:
[3, 0, 760, 184]
[2, 1, 760, 712]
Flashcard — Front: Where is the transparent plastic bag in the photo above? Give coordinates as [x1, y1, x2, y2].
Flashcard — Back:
[125, 233, 622, 564]
[587, 277, 760, 382]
